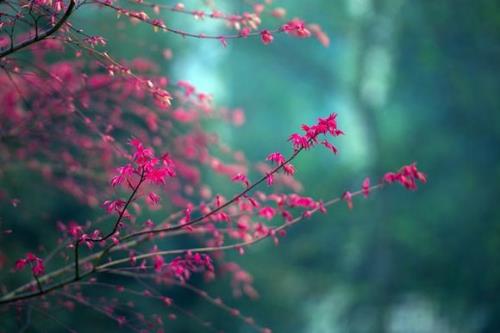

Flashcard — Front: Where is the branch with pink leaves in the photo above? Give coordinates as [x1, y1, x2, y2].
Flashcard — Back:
[89, 0, 327, 47]
[0, 113, 426, 307]
[0, 0, 76, 59]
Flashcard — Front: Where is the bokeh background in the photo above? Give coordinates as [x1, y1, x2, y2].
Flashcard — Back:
[1, 0, 500, 332]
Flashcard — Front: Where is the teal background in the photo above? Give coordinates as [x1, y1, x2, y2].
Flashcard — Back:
[1, 0, 500, 332]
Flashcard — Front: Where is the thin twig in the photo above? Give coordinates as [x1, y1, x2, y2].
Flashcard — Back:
[0, 0, 76, 59]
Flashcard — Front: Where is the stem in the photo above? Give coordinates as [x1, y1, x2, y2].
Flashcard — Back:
[94, 0, 283, 40]
[0, 147, 304, 304]
[74, 240, 80, 280]
[74, 170, 145, 278]
[0, 184, 384, 306]
[129, 147, 303, 239]
[92, 148, 302, 267]
[0, 0, 76, 59]
[0, 271, 94, 305]
[99, 184, 385, 269]
[92, 169, 145, 242]
[34, 276, 43, 294]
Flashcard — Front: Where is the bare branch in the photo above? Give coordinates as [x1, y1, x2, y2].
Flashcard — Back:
[0, 0, 75, 59]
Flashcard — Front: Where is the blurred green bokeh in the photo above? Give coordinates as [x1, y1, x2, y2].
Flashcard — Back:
[1, 0, 500, 332]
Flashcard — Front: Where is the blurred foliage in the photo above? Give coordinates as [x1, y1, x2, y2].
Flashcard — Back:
[1, 0, 499, 332]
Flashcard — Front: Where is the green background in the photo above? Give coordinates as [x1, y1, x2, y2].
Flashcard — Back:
[1, 0, 500, 332]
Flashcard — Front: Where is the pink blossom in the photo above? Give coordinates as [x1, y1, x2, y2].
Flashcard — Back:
[152, 88, 172, 107]
[162, 296, 173, 306]
[214, 211, 231, 223]
[14, 253, 45, 277]
[145, 166, 174, 184]
[15, 258, 27, 271]
[288, 194, 317, 209]
[266, 152, 285, 165]
[266, 173, 274, 186]
[148, 192, 160, 205]
[321, 140, 338, 154]
[66, 221, 83, 238]
[254, 4, 265, 14]
[239, 27, 251, 38]
[283, 163, 295, 176]
[288, 133, 310, 150]
[245, 196, 260, 208]
[153, 255, 164, 272]
[309, 24, 330, 47]
[116, 316, 127, 326]
[272, 8, 286, 18]
[130, 139, 154, 165]
[168, 253, 213, 281]
[83, 35, 107, 47]
[258, 207, 276, 220]
[232, 173, 250, 187]
[281, 19, 311, 38]
[383, 172, 398, 183]
[342, 191, 353, 209]
[282, 210, 293, 222]
[289, 113, 343, 151]
[255, 223, 269, 237]
[103, 199, 126, 214]
[182, 207, 192, 224]
[32, 260, 45, 276]
[177, 80, 196, 97]
[111, 164, 134, 187]
[362, 177, 370, 197]
[383, 163, 427, 190]
[232, 109, 245, 126]
[151, 19, 166, 29]
[215, 195, 223, 208]
[219, 37, 228, 48]
[260, 30, 274, 45]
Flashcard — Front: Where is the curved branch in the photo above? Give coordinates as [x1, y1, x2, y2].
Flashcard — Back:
[0, 184, 385, 305]
[0, 0, 75, 59]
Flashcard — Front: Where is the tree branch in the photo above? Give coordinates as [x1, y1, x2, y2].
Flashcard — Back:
[0, 0, 75, 59]
[0, 184, 384, 306]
